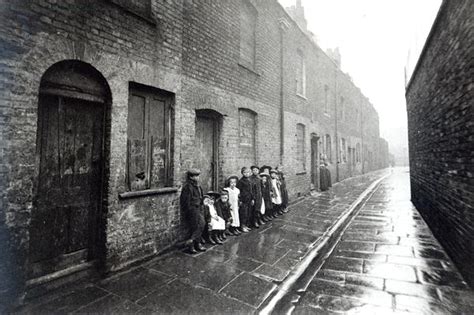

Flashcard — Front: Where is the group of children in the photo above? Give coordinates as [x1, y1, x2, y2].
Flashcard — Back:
[180, 165, 289, 253]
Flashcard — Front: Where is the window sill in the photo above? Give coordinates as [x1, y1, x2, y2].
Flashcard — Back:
[296, 93, 307, 100]
[119, 187, 178, 199]
[296, 171, 307, 176]
[238, 62, 261, 76]
[323, 113, 331, 118]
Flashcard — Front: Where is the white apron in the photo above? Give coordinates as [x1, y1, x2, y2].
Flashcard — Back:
[224, 187, 240, 227]
[260, 198, 265, 214]
[271, 178, 282, 205]
[208, 204, 226, 230]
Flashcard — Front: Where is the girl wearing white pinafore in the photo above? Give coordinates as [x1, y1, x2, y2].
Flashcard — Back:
[224, 186, 240, 228]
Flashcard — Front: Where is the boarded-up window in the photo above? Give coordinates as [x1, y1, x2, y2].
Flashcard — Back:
[240, 0, 257, 68]
[325, 134, 332, 163]
[296, 50, 306, 96]
[239, 108, 257, 165]
[127, 83, 174, 191]
[296, 124, 305, 170]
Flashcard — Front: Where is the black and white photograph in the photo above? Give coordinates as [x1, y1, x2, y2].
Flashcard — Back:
[0, 0, 473, 313]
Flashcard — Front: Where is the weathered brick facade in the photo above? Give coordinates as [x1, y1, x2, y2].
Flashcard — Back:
[0, 0, 389, 303]
[406, 0, 474, 287]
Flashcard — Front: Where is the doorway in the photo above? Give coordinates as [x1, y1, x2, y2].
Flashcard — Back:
[311, 135, 320, 190]
[195, 110, 221, 193]
[29, 61, 109, 279]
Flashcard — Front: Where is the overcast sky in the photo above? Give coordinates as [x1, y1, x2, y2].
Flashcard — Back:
[278, 0, 441, 150]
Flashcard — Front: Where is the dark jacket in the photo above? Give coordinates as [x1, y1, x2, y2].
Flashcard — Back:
[180, 180, 203, 212]
[237, 176, 254, 204]
[280, 177, 289, 207]
[251, 174, 263, 211]
[215, 200, 232, 222]
[261, 180, 273, 211]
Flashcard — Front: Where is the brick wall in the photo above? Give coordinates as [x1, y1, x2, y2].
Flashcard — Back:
[0, 0, 389, 303]
[406, 0, 474, 287]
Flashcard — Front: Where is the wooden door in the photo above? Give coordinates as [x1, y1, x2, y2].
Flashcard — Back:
[29, 94, 104, 278]
[195, 115, 218, 193]
[311, 136, 320, 190]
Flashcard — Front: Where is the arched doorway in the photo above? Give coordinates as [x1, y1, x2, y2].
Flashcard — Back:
[195, 109, 222, 193]
[29, 60, 110, 280]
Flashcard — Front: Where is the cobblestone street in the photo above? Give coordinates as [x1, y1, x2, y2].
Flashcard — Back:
[293, 169, 474, 314]
[18, 170, 386, 314]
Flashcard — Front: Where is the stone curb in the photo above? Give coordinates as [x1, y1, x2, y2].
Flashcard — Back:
[258, 172, 390, 314]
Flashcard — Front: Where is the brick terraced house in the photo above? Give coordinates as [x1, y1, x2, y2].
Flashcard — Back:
[0, 0, 390, 303]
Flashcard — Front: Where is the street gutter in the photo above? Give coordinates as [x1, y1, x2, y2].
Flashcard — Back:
[258, 171, 390, 315]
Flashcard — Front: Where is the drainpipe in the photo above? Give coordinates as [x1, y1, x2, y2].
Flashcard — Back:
[279, 18, 290, 165]
[334, 68, 339, 182]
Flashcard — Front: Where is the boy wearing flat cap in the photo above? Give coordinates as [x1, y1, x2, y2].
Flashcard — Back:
[180, 168, 206, 254]
[250, 165, 265, 228]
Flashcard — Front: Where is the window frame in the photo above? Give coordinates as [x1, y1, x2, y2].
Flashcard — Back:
[239, 0, 258, 70]
[126, 83, 174, 192]
[296, 50, 306, 97]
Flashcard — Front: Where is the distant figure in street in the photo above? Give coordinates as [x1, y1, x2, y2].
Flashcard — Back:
[215, 190, 233, 240]
[319, 162, 332, 191]
[260, 171, 273, 222]
[180, 169, 206, 254]
[203, 192, 226, 245]
[237, 167, 254, 233]
[270, 169, 282, 217]
[250, 165, 265, 228]
[224, 175, 241, 235]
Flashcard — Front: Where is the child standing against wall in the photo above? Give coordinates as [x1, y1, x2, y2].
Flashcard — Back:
[260, 172, 273, 222]
[277, 167, 289, 213]
[250, 165, 264, 228]
[179, 169, 206, 254]
[270, 169, 282, 217]
[237, 167, 254, 233]
[224, 175, 241, 235]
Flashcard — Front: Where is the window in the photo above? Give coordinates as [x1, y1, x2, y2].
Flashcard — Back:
[325, 134, 332, 163]
[324, 85, 329, 114]
[239, 108, 257, 165]
[296, 124, 306, 170]
[239, 0, 257, 68]
[356, 143, 361, 163]
[296, 50, 306, 96]
[341, 138, 347, 163]
[109, 0, 152, 21]
[339, 96, 345, 121]
[127, 83, 174, 191]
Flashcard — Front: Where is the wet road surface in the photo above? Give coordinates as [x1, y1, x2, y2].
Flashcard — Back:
[293, 169, 474, 314]
[18, 170, 386, 314]
[16, 169, 474, 314]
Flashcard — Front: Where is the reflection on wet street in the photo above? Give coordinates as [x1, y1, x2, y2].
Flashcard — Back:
[18, 169, 474, 314]
[294, 169, 474, 314]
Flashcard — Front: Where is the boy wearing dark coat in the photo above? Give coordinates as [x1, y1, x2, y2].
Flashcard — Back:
[236, 167, 254, 233]
[250, 165, 264, 228]
[180, 169, 206, 254]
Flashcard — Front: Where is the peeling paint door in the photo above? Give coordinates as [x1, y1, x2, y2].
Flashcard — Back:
[195, 114, 218, 193]
[29, 95, 104, 278]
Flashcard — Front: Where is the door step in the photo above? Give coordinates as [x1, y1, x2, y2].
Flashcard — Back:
[25, 261, 99, 301]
